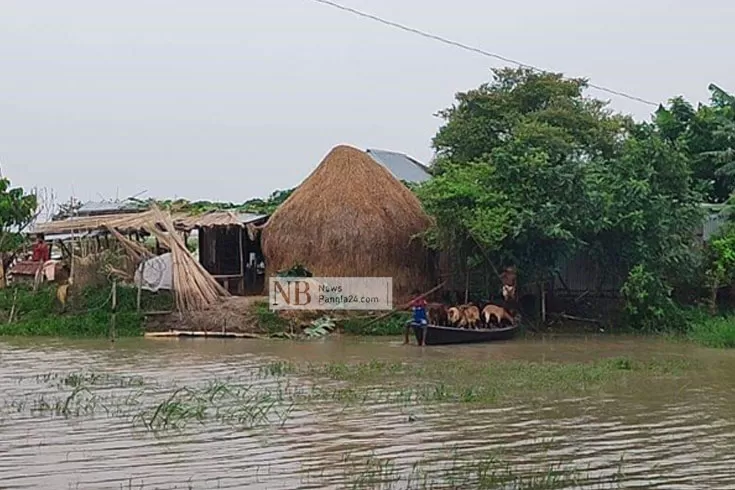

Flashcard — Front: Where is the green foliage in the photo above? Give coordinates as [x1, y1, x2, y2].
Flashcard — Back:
[0, 178, 38, 253]
[655, 84, 735, 203]
[341, 313, 410, 336]
[688, 314, 735, 348]
[133, 188, 295, 216]
[0, 284, 172, 337]
[620, 264, 683, 332]
[432, 67, 630, 168]
[418, 67, 702, 300]
[252, 301, 291, 334]
[304, 316, 336, 338]
[277, 264, 312, 277]
[706, 222, 735, 288]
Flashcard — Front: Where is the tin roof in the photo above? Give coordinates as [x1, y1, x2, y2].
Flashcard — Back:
[75, 200, 144, 216]
[365, 149, 431, 183]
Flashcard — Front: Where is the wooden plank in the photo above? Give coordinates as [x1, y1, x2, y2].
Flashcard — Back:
[143, 310, 174, 316]
[144, 330, 264, 339]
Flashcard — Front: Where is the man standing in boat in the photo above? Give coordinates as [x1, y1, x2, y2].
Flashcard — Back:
[404, 289, 428, 344]
[500, 266, 517, 302]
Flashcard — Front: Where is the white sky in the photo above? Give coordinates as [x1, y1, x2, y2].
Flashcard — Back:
[1, 0, 733, 206]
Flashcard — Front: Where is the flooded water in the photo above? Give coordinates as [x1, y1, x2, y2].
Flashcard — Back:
[2, 335, 735, 489]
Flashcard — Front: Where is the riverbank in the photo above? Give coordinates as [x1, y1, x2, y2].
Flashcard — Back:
[0, 285, 411, 339]
[0, 283, 173, 337]
[2, 284, 735, 351]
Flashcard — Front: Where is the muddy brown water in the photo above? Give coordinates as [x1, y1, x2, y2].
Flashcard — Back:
[1, 335, 735, 489]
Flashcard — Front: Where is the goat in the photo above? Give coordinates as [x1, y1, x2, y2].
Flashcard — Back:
[460, 304, 481, 329]
[447, 306, 463, 327]
[482, 304, 517, 329]
[426, 302, 448, 326]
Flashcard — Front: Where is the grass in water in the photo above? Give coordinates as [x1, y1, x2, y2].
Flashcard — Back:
[688, 315, 735, 348]
[6, 371, 296, 432]
[331, 451, 625, 490]
[260, 356, 696, 406]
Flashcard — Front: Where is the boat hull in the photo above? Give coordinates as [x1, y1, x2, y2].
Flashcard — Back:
[410, 323, 519, 346]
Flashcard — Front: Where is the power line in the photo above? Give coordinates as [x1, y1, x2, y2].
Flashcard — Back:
[306, 0, 659, 107]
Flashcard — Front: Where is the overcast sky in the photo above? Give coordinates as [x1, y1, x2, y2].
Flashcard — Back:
[1, 0, 733, 208]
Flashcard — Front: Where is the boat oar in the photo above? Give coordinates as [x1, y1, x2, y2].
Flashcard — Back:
[362, 281, 446, 330]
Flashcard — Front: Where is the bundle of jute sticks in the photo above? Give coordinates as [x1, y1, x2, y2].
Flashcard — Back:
[145, 206, 230, 313]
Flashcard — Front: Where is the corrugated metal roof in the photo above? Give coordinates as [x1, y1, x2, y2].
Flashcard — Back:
[236, 213, 268, 224]
[75, 200, 144, 216]
[43, 230, 103, 241]
[703, 212, 729, 241]
[176, 211, 268, 230]
[365, 149, 431, 183]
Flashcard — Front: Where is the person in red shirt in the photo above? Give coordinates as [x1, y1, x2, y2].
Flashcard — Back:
[31, 234, 50, 263]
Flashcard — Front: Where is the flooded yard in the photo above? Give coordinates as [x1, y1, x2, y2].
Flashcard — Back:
[1, 335, 735, 489]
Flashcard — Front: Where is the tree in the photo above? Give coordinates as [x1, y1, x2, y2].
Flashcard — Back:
[417, 67, 702, 329]
[0, 178, 38, 275]
[432, 67, 631, 170]
[655, 84, 735, 203]
[132, 188, 296, 216]
[418, 67, 633, 286]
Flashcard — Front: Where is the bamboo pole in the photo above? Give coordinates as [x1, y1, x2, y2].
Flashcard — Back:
[363, 281, 446, 329]
[0, 260, 6, 290]
[137, 261, 145, 313]
[110, 280, 118, 342]
[238, 227, 245, 295]
[8, 288, 18, 324]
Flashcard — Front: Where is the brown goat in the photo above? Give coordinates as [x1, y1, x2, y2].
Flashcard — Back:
[482, 304, 516, 328]
[460, 304, 481, 329]
[426, 303, 448, 326]
[447, 306, 463, 327]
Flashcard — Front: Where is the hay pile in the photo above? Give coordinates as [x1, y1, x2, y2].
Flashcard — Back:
[261, 144, 434, 301]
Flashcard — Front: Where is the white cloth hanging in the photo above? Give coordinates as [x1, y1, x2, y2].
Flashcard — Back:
[134, 253, 174, 292]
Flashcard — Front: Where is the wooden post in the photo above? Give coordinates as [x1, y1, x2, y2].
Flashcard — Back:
[137, 260, 145, 313]
[540, 281, 547, 324]
[464, 266, 470, 304]
[110, 280, 118, 342]
[8, 288, 18, 324]
[238, 227, 245, 295]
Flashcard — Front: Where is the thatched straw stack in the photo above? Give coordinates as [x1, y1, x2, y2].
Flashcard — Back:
[261, 144, 434, 301]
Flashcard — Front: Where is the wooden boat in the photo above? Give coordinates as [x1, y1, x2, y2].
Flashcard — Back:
[409, 322, 520, 346]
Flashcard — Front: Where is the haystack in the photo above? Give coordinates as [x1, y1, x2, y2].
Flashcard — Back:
[261, 145, 434, 301]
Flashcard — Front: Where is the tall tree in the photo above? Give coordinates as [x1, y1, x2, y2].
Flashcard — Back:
[0, 178, 38, 274]
[655, 84, 735, 203]
[417, 67, 702, 328]
[432, 67, 631, 170]
[419, 67, 633, 284]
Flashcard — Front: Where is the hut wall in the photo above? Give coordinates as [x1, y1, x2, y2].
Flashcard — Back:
[198, 228, 241, 276]
[198, 226, 267, 296]
[552, 250, 626, 298]
[437, 248, 500, 305]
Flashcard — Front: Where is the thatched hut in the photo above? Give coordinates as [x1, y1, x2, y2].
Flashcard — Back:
[261, 144, 435, 302]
